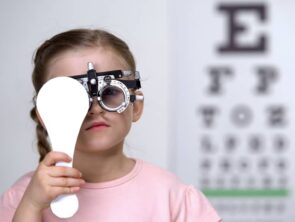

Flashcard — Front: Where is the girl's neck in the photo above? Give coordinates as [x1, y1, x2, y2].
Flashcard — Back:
[73, 147, 135, 183]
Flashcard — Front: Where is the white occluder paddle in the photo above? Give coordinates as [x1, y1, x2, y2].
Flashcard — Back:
[36, 77, 89, 218]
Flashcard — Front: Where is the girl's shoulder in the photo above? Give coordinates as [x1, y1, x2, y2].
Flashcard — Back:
[139, 159, 175, 175]
[10, 171, 34, 191]
[1, 171, 34, 200]
[0, 171, 34, 216]
[138, 159, 190, 191]
[139, 160, 180, 183]
[138, 160, 221, 221]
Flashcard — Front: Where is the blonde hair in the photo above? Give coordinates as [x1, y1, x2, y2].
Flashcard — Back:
[31, 28, 136, 162]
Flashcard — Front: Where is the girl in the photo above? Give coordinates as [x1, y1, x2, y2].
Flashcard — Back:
[0, 29, 221, 222]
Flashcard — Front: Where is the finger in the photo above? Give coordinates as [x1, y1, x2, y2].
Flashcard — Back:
[49, 166, 82, 178]
[49, 177, 85, 187]
[42, 151, 72, 167]
[51, 186, 81, 198]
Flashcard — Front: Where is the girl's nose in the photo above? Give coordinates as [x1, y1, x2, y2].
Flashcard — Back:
[88, 97, 104, 115]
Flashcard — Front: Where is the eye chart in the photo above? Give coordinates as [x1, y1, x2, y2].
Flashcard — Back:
[171, 1, 295, 222]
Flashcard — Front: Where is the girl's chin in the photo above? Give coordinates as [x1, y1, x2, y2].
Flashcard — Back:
[75, 141, 123, 154]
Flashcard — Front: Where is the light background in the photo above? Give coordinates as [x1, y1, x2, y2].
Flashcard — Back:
[1, 0, 294, 221]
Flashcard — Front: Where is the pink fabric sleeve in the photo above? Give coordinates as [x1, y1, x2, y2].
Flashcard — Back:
[175, 185, 221, 222]
[0, 188, 18, 221]
[0, 172, 33, 222]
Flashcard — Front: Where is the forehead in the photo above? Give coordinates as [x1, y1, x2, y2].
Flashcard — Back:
[46, 47, 129, 79]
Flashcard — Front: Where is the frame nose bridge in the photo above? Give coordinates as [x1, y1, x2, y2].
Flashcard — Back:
[88, 96, 104, 114]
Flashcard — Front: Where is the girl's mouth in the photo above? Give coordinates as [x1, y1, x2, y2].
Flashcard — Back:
[86, 122, 110, 130]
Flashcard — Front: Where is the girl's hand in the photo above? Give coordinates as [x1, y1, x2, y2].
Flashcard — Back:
[21, 151, 85, 212]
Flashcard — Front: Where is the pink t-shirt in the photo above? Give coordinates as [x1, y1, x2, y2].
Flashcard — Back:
[0, 159, 221, 221]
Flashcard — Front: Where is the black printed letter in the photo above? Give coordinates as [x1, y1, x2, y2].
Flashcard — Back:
[217, 3, 268, 53]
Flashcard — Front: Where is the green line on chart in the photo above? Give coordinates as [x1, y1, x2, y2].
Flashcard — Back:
[202, 189, 289, 198]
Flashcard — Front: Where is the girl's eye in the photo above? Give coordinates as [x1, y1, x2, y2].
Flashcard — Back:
[104, 87, 121, 96]
[101, 86, 125, 108]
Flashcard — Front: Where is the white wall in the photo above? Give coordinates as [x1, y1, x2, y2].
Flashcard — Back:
[0, 0, 169, 194]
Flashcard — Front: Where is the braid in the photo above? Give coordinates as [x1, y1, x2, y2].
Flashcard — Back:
[30, 106, 51, 162]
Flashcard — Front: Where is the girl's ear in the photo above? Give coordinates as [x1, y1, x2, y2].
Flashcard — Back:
[132, 91, 144, 122]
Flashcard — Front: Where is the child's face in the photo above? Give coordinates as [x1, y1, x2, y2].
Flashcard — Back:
[45, 47, 143, 153]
